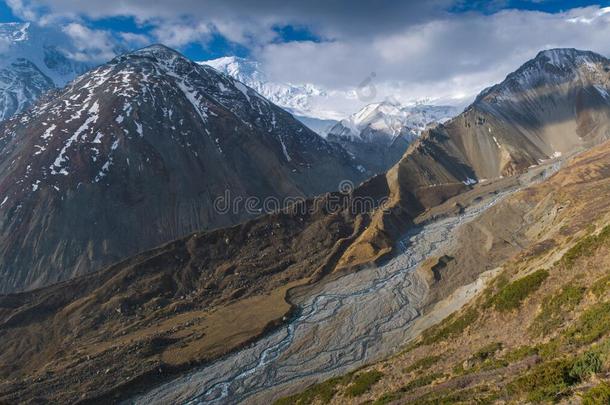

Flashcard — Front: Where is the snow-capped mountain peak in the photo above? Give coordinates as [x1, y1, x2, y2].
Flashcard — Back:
[0, 44, 367, 293]
[325, 101, 459, 174]
[476, 48, 610, 105]
[330, 101, 459, 144]
[203, 56, 267, 84]
[200, 56, 328, 120]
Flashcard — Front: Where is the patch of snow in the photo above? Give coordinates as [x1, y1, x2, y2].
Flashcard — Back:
[33, 145, 46, 155]
[462, 177, 477, 186]
[92, 132, 103, 144]
[135, 122, 143, 137]
[234, 81, 251, 103]
[51, 101, 99, 175]
[41, 124, 56, 140]
[279, 136, 292, 162]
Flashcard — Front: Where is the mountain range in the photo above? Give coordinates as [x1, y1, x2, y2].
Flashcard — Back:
[201, 56, 458, 139]
[341, 48, 610, 267]
[0, 44, 610, 404]
[327, 101, 459, 173]
[202, 56, 460, 173]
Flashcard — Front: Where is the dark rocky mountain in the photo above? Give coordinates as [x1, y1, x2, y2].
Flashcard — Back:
[0, 44, 366, 293]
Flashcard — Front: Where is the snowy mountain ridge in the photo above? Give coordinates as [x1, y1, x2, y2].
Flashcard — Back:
[0, 22, 109, 121]
[201, 56, 330, 119]
[201, 56, 462, 137]
[329, 101, 459, 144]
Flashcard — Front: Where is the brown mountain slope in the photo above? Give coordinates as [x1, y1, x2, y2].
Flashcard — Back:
[277, 136, 610, 405]
[338, 48, 610, 268]
[0, 180, 389, 404]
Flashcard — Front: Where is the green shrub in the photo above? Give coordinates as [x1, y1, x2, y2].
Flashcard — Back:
[477, 358, 509, 372]
[531, 284, 586, 336]
[535, 338, 563, 360]
[492, 269, 549, 312]
[345, 370, 384, 397]
[569, 351, 602, 380]
[509, 358, 577, 402]
[503, 345, 539, 362]
[591, 274, 610, 299]
[565, 302, 610, 345]
[372, 392, 401, 405]
[406, 386, 499, 405]
[582, 383, 610, 405]
[473, 342, 502, 361]
[403, 355, 441, 373]
[455, 344, 509, 376]
[273, 374, 352, 404]
[401, 372, 444, 392]
[560, 225, 610, 269]
[420, 307, 479, 345]
[480, 274, 509, 308]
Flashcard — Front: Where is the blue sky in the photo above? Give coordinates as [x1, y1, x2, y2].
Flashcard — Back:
[1, 0, 607, 61]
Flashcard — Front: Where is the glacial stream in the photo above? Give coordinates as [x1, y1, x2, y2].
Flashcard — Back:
[132, 163, 561, 405]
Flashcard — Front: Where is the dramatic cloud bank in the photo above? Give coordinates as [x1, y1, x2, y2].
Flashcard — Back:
[6, 1, 610, 108]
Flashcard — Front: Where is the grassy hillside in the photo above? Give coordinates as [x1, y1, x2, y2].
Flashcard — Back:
[274, 141, 610, 404]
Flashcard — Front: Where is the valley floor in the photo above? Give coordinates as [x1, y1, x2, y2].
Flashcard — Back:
[130, 160, 565, 404]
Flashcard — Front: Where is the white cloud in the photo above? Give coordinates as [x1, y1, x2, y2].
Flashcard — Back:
[118, 31, 150, 47]
[257, 6, 610, 108]
[7, 1, 610, 114]
[61, 23, 117, 61]
[6, 0, 39, 21]
[151, 21, 212, 48]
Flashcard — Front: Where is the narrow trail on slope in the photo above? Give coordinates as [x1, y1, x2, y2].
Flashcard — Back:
[131, 162, 562, 405]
